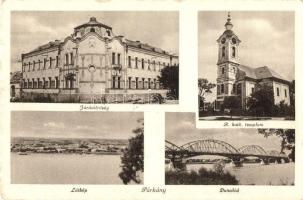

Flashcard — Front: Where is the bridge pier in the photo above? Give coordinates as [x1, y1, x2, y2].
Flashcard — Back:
[231, 157, 243, 167]
[260, 158, 269, 165]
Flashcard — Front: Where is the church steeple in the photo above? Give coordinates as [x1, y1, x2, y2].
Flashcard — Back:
[225, 12, 233, 30]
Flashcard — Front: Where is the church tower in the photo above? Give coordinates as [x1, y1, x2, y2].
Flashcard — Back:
[216, 12, 241, 107]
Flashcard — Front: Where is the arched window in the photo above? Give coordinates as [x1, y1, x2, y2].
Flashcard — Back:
[222, 46, 225, 57]
[232, 47, 236, 58]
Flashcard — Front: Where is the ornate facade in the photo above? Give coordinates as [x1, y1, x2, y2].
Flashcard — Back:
[20, 17, 178, 102]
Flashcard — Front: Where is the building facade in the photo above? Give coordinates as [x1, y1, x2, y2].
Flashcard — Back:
[20, 17, 178, 102]
[215, 14, 290, 109]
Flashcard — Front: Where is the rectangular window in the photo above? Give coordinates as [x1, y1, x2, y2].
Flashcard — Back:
[38, 60, 41, 70]
[117, 77, 121, 89]
[221, 84, 224, 94]
[135, 57, 138, 68]
[128, 77, 131, 89]
[128, 56, 131, 68]
[135, 77, 138, 89]
[217, 85, 220, 95]
[285, 89, 287, 97]
[112, 52, 116, 65]
[28, 62, 31, 72]
[44, 58, 47, 69]
[56, 56, 59, 67]
[117, 53, 121, 65]
[55, 77, 59, 89]
[49, 57, 52, 68]
[153, 61, 156, 71]
[148, 78, 151, 89]
[251, 87, 254, 94]
[148, 59, 150, 70]
[142, 58, 144, 69]
[222, 67, 225, 74]
[277, 87, 280, 96]
[70, 53, 73, 65]
[142, 78, 145, 89]
[112, 76, 116, 88]
[154, 78, 157, 89]
[65, 54, 69, 65]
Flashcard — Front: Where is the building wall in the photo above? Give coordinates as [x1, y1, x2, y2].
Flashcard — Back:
[22, 48, 60, 92]
[273, 81, 290, 105]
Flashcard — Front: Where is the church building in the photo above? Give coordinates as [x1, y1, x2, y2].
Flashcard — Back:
[20, 17, 178, 103]
[215, 13, 290, 110]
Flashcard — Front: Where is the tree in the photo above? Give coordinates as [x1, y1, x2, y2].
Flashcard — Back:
[198, 78, 216, 110]
[158, 65, 179, 99]
[222, 96, 241, 118]
[119, 119, 144, 184]
[289, 80, 295, 107]
[258, 129, 295, 162]
[246, 84, 274, 117]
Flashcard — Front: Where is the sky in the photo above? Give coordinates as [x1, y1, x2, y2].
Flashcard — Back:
[166, 112, 283, 152]
[11, 111, 143, 139]
[11, 11, 179, 72]
[198, 11, 294, 102]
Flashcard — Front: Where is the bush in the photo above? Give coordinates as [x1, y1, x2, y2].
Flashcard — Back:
[165, 166, 239, 185]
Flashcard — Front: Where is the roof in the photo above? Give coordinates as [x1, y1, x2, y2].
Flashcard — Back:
[238, 65, 289, 82]
[75, 17, 112, 30]
[10, 71, 22, 83]
[124, 38, 171, 55]
[25, 40, 61, 55]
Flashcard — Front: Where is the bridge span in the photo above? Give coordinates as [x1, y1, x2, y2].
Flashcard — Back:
[165, 139, 289, 168]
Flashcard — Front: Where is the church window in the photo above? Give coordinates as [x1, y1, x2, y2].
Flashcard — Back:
[112, 52, 116, 65]
[221, 84, 224, 94]
[222, 46, 225, 57]
[285, 89, 287, 97]
[237, 83, 242, 95]
[276, 87, 280, 96]
[232, 47, 236, 58]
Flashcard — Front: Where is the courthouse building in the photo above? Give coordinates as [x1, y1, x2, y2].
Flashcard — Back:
[215, 14, 290, 109]
[20, 17, 178, 102]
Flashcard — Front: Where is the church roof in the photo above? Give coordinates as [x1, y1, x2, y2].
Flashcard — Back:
[238, 65, 289, 82]
[75, 17, 112, 30]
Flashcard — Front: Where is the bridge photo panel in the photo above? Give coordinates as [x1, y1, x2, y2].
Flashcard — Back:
[165, 112, 295, 185]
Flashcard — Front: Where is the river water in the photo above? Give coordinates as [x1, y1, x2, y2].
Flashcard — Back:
[185, 162, 295, 185]
[11, 153, 141, 184]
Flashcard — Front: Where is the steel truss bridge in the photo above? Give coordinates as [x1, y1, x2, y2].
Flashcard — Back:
[165, 139, 289, 167]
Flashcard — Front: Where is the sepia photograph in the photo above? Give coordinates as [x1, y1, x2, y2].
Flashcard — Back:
[165, 112, 295, 185]
[198, 11, 295, 120]
[10, 11, 179, 104]
[11, 111, 144, 184]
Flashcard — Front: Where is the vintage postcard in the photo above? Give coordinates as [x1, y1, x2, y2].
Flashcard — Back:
[0, 0, 302, 200]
